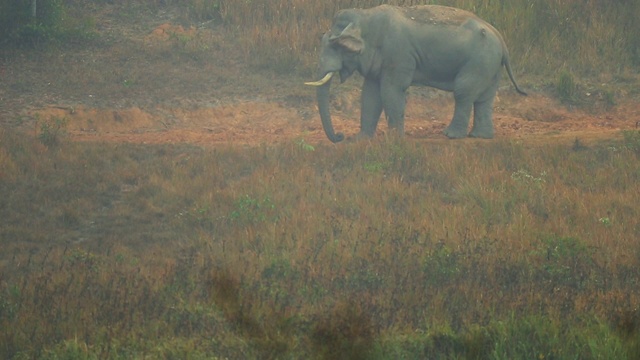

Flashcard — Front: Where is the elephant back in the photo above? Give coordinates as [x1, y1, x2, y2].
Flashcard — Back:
[393, 5, 479, 27]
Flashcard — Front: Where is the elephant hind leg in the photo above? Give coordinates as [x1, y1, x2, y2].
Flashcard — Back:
[444, 94, 473, 139]
[469, 83, 498, 139]
[469, 99, 495, 139]
[445, 70, 487, 139]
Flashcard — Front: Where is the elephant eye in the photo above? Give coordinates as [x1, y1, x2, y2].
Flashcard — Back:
[333, 20, 350, 32]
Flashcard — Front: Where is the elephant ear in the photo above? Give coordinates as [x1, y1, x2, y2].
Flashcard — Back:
[330, 23, 364, 53]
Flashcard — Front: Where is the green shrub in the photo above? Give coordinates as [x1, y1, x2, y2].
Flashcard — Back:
[622, 130, 640, 156]
[556, 70, 579, 104]
[36, 116, 67, 147]
[230, 194, 277, 224]
[536, 235, 596, 289]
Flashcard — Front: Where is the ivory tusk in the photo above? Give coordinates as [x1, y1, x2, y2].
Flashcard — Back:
[304, 72, 334, 86]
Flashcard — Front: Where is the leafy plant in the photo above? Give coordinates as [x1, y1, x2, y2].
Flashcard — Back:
[36, 115, 67, 147]
[535, 235, 596, 289]
[556, 70, 579, 104]
[295, 138, 315, 152]
[622, 130, 640, 155]
[599, 217, 612, 227]
[363, 161, 385, 173]
[423, 243, 461, 285]
[230, 194, 276, 224]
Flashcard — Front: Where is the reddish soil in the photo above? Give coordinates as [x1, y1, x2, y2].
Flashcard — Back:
[2, 12, 639, 146]
[28, 93, 640, 146]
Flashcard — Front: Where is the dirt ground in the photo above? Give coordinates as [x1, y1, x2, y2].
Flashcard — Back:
[2, 8, 639, 147]
[27, 91, 640, 146]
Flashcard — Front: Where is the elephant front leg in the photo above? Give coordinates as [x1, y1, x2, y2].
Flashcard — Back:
[359, 77, 383, 138]
[380, 83, 407, 136]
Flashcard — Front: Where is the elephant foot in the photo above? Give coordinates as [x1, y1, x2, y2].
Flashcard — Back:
[443, 126, 467, 139]
[468, 130, 494, 139]
[353, 131, 375, 141]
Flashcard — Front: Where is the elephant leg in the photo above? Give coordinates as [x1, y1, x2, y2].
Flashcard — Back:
[380, 80, 408, 136]
[359, 77, 383, 138]
[444, 92, 473, 139]
[469, 81, 498, 139]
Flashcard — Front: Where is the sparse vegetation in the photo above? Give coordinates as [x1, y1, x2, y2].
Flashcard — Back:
[36, 115, 67, 147]
[4, 0, 638, 77]
[1, 129, 639, 358]
[214, 0, 640, 108]
[622, 130, 640, 156]
[556, 70, 579, 105]
[211, 0, 640, 77]
[2, 0, 640, 358]
[1, 0, 637, 111]
[0, 0, 96, 46]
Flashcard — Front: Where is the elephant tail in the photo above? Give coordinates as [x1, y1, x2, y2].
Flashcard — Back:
[502, 51, 527, 96]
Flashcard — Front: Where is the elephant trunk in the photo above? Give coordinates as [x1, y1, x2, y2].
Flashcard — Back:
[306, 72, 344, 143]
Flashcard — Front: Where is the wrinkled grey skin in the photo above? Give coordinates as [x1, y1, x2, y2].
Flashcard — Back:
[307, 5, 527, 143]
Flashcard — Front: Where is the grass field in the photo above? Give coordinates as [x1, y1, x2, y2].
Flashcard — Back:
[2, 128, 640, 358]
[2, 0, 640, 358]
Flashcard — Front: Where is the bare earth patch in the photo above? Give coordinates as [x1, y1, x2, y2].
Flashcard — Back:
[28, 92, 639, 146]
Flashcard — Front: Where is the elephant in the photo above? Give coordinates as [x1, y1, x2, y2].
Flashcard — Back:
[305, 5, 527, 142]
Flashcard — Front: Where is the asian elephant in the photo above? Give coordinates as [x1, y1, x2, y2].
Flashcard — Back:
[305, 5, 527, 143]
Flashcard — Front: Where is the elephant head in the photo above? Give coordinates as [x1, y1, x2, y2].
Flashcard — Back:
[305, 11, 365, 143]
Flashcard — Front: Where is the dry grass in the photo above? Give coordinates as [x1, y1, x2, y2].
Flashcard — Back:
[2, 0, 640, 358]
[3, 0, 638, 113]
[210, 0, 640, 77]
[1, 128, 640, 358]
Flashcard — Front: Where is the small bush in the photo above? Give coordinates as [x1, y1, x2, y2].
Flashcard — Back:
[36, 116, 67, 147]
[622, 130, 640, 156]
[556, 70, 579, 105]
[535, 235, 596, 289]
[230, 194, 276, 224]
